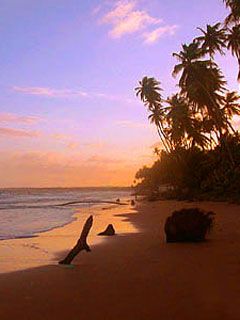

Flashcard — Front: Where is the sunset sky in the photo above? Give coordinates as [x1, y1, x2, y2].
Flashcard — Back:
[0, 0, 239, 187]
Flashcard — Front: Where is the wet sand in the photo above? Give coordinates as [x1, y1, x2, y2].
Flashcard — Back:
[0, 200, 240, 320]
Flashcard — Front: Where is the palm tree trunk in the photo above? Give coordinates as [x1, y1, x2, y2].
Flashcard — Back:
[156, 125, 170, 153]
[158, 122, 173, 152]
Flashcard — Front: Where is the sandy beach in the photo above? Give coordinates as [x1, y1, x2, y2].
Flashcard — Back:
[0, 200, 240, 320]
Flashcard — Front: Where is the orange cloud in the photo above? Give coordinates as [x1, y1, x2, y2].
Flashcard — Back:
[50, 133, 73, 141]
[0, 113, 41, 124]
[0, 127, 40, 138]
[0, 151, 139, 187]
[87, 155, 124, 164]
[66, 142, 79, 150]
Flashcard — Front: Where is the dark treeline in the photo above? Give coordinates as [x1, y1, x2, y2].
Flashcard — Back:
[134, 0, 240, 201]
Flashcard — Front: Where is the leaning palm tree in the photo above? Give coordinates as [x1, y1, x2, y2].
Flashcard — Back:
[223, 0, 240, 25]
[135, 76, 171, 152]
[166, 94, 209, 149]
[172, 42, 236, 163]
[194, 23, 226, 60]
[172, 42, 227, 141]
[222, 91, 240, 133]
[223, 91, 240, 118]
[172, 42, 204, 77]
[135, 76, 162, 110]
[166, 94, 191, 148]
[202, 117, 218, 149]
[226, 24, 240, 80]
[148, 105, 171, 152]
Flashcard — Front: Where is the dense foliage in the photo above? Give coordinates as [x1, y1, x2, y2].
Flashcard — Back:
[134, 1, 240, 201]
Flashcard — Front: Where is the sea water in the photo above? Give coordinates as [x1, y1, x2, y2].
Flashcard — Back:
[0, 188, 130, 240]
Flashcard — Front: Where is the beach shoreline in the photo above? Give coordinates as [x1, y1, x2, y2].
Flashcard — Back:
[0, 200, 240, 319]
[0, 198, 136, 274]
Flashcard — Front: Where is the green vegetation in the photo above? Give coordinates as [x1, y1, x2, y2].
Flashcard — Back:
[134, 1, 240, 201]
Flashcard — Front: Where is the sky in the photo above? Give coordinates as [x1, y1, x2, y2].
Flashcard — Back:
[0, 0, 239, 187]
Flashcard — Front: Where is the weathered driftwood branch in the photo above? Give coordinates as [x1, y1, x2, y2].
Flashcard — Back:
[56, 200, 128, 207]
[59, 215, 93, 265]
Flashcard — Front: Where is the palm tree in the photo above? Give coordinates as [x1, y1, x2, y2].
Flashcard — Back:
[153, 147, 161, 157]
[223, 91, 240, 117]
[166, 94, 209, 149]
[223, 0, 240, 25]
[135, 76, 162, 110]
[172, 42, 204, 77]
[226, 25, 240, 80]
[222, 91, 240, 133]
[194, 23, 226, 60]
[172, 42, 226, 140]
[166, 94, 191, 147]
[135, 76, 171, 152]
[148, 105, 171, 152]
[202, 117, 218, 149]
[172, 42, 237, 163]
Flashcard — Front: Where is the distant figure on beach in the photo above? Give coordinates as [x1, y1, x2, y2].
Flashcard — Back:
[131, 200, 135, 206]
[116, 198, 120, 203]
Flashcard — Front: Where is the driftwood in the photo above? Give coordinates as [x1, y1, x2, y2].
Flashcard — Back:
[59, 215, 93, 265]
[56, 200, 127, 207]
[98, 224, 115, 236]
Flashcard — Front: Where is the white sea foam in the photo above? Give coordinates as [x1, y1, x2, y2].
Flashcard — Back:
[0, 188, 130, 240]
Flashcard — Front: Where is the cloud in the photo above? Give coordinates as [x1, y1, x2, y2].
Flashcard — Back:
[101, 0, 161, 39]
[99, 0, 177, 43]
[12, 86, 88, 98]
[143, 25, 178, 44]
[103, 1, 136, 21]
[66, 142, 79, 150]
[0, 127, 40, 138]
[50, 133, 73, 141]
[83, 141, 106, 149]
[116, 120, 149, 129]
[87, 155, 124, 164]
[0, 112, 41, 125]
[0, 151, 138, 187]
[49, 134, 107, 151]
[12, 86, 133, 103]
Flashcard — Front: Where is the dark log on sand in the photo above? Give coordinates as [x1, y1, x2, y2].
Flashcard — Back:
[59, 215, 93, 265]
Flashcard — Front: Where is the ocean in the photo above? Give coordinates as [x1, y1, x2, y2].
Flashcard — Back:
[0, 188, 131, 241]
